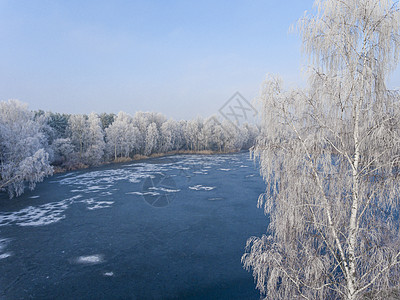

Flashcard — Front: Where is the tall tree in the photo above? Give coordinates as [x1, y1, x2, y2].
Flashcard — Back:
[0, 100, 53, 198]
[160, 119, 177, 153]
[85, 112, 105, 166]
[99, 112, 115, 130]
[144, 122, 159, 156]
[68, 114, 89, 160]
[242, 1, 400, 299]
[47, 112, 70, 139]
[105, 111, 138, 160]
[51, 138, 74, 167]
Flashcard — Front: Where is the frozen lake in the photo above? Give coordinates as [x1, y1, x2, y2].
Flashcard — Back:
[0, 151, 267, 299]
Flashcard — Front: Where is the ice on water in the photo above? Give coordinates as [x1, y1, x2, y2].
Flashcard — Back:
[0, 152, 254, 228]
[0, 195, 82, 227]
[74, 254, 104, 264]
[0, 238, 12, 260]
[189, 185, 216, 191]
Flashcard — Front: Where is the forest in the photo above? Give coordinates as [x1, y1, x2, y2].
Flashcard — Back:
[0, 99, 258, 198]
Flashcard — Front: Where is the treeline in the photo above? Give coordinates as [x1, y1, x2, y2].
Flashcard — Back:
[0, 100, 259, 198]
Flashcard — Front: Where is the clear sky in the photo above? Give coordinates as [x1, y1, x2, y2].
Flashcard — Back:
[1, 0, 400, 120]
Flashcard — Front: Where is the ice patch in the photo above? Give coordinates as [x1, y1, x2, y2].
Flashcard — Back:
[189, 185, 216, 191]
[75, 254, 104, 264]
[87, 201, 114, 210]
[0, 195, 82, 227]
[57, 164, 168, 196]
[0, 238, 9, 251]
[246, 174, 255, 178]
[0, 252, 12, 259]
[29, 195, 40, 199]
[208, 197, 224, 201]
[219, 168, 231, 171]
[87, 185, 108, 191]
[18, 215, 66, 227]
[193, 171, 207, 175]
[103, 271, 114, 277]
[100, 191, 113, 196]
[80, 198, 114, 210]
[171, 166, 190, 170]
[149, 187, 180, 193]
[0, 238, 12, 259]
[126, 191, 161, 196]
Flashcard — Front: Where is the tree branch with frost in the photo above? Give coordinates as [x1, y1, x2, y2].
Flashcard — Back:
[283, 105, 350, 280]
[355, 250, 400, 296]
[272, 258, 312, 300]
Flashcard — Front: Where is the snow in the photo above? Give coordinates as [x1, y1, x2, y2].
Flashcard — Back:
[75, 254, 104, 264]
[149, 187, 180, 193]
[0, 253, 12, 259]
[0, 195, 81, 227]
[189, 185, 216, 191]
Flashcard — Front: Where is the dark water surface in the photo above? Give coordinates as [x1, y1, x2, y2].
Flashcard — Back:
[0, 152, 267, 299]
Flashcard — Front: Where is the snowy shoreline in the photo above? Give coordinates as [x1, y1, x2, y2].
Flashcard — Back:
[52, 149, 244, 175]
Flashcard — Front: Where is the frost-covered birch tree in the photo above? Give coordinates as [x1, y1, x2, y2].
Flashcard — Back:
[242, 1, 400, 299]
[160, 119, 177, 153]
[68, 114, 89, 161]
[144, 122, 159, 155]
[0, 100, 53, 198]
[85, 112, 105, 166]
[105, 112, 139, 160]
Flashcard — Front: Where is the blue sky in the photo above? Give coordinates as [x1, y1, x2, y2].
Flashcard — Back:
[1, 0, 399, 120]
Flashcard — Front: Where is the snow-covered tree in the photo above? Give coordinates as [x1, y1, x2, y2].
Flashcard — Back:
[68, 114, 89, 160]
[85, 112, 105, 165]
[0, 100, 53, 198]
[212, 122, 226, 152]
[200, 117, 214, 150]
[132, 112, 151, 154]
[184, 118, 203, 151]
[222, 120, 244, 151]
[241, 123, 259, 149]
[47, 112, 70, 139]
[99, 112, 115, 130]
[243, 1, 400, 299]
[105, 111, 139, 160]
[160, 119, 175, 153]
[144, 122, 159, 155]
[51, 138, 74, 167]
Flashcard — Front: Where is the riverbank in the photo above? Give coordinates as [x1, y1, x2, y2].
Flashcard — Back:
[52, 149, 244, 174]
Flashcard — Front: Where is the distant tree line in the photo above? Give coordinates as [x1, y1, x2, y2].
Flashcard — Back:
[0, 100, 259, 198]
